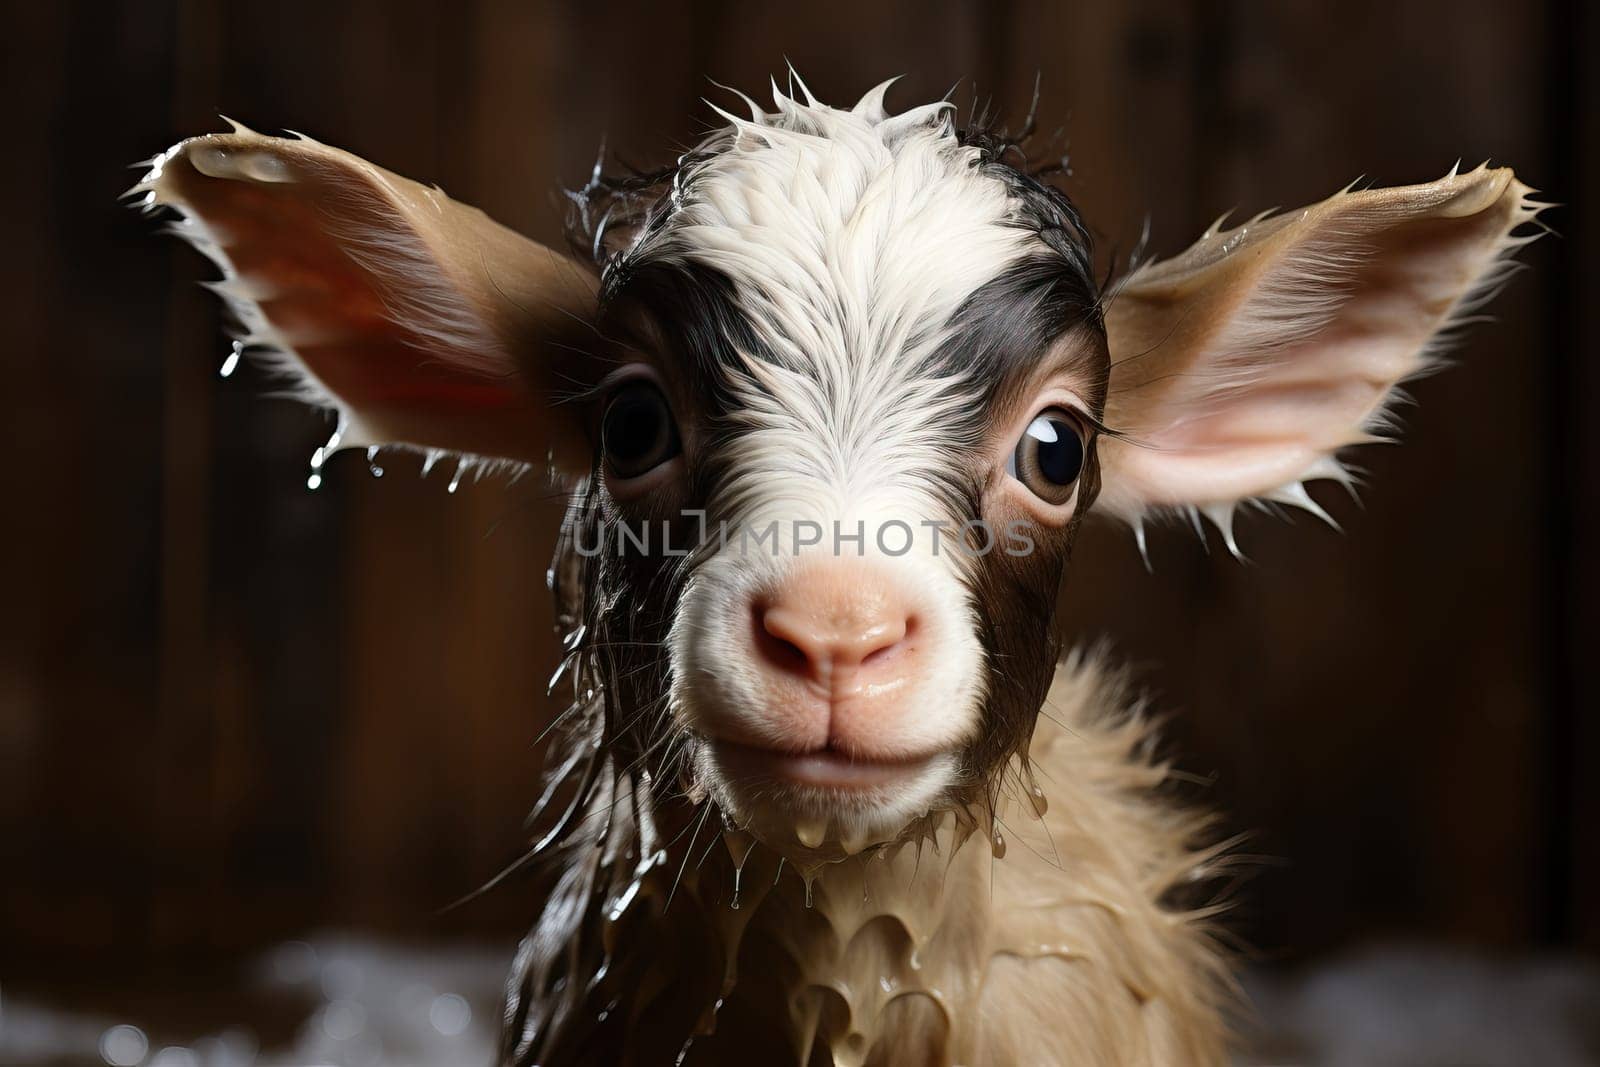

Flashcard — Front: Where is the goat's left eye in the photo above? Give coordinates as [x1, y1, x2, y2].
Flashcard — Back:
[602, 381, 681, 480]
[1008, 408, 1086, 504]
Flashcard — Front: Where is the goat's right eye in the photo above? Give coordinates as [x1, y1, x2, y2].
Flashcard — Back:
[601, 381, 681, 480]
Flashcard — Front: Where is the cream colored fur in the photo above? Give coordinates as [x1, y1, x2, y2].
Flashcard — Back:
[595, 652, 1232, 1066]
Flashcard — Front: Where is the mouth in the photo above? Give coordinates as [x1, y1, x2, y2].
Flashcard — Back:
[709, 738, 943, 792]
[696, 738, 961, 853]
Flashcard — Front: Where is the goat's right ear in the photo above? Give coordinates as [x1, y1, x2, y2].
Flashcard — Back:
[134, 126, 600, 475]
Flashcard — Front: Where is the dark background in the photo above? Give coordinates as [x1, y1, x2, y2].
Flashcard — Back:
[3, 0, 1595, 1018]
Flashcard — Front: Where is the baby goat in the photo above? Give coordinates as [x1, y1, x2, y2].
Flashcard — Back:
[136, 77, 1539, 1065]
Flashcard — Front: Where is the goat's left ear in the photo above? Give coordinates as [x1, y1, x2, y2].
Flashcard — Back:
[1097, 165, 1542, 549]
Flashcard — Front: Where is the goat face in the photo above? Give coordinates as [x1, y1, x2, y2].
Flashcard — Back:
[577, 90, 1108, 850]
[138, 77, 1539, 861]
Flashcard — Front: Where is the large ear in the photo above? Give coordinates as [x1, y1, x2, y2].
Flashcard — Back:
[132, 125, 600, 478]
[1098, 165, 1543, 553]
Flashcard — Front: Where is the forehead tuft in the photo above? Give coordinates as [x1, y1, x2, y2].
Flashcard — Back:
[627, 82, 1046, 364]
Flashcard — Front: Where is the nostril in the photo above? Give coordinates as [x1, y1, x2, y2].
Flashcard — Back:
[860, 614, 917, 668]
[754, 602, 819, 678]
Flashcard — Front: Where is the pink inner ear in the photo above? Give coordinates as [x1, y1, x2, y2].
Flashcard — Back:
[1097, 166, 1543, 536]
[146, 131, 597, 466]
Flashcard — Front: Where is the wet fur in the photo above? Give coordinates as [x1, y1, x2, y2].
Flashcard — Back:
[501, 593, 1235, 1065]
[498, 83, 1226, 1067]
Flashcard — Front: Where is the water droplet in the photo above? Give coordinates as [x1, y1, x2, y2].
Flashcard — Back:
[547, 656, 574, 695]
[306, 427, 343, 491]
[429, 992, 472, 1036]
[320, 998, 366, 1041]
[990, 829, 1007, 859]
[150, 1048, 199, 1067]
[803, 876, 815, 909]
[99, 1024, 148, 1066]
[795, 817, 826, 849]
[1029, 784, 1049, 817]
[730, 864, 742, 910]
[365, 445, 384, 478]
[839, 822, 872, 856]
[675, 1037, 694, 1065]
[220, 341, 242, 378]
[608, 876, 644, 922]
[447, 465, 464, 493]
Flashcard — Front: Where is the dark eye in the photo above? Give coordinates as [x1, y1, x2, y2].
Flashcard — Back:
[1008, 408, 1086, 504]
[602, 381, 681, 480]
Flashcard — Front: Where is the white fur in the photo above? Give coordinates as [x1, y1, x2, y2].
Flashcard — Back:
[642, 83, 1043, 836]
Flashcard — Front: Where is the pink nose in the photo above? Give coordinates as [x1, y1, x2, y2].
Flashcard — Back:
[753, 564, 918, 692]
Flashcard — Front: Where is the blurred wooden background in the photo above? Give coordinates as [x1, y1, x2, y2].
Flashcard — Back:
[2, 0, 1594, 989]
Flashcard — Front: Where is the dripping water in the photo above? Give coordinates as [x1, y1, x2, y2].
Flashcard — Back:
[1029, 783, 1049, 817]
[607, 878, 643, 923]
[365, 445, 384, 478]
[727, 833, 757, 911]
[306, 426, 343, 491]
[795, 817, 826, 850]
[219, 340, 242, 378]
